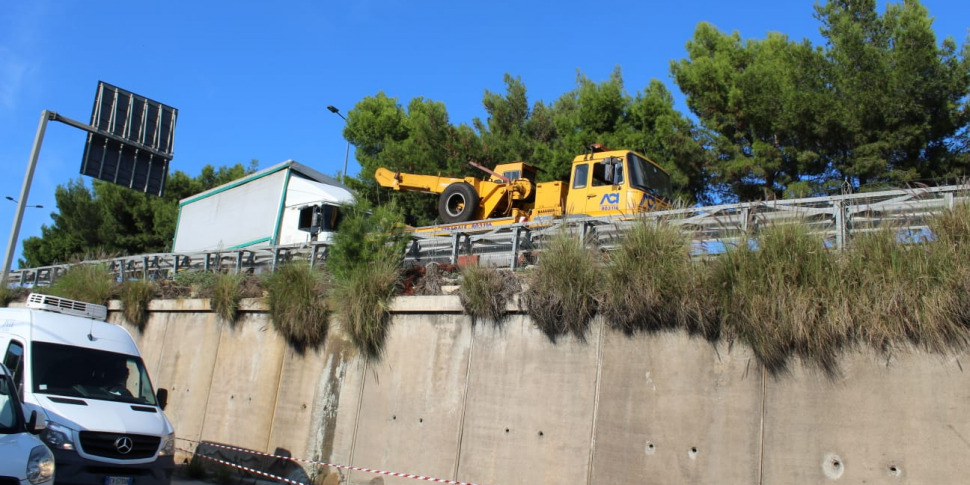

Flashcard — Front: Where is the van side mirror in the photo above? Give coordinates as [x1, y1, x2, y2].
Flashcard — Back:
[157, 388, 168, 410]
[23, 404, 46, 434]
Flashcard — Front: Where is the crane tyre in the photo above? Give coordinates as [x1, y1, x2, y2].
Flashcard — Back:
[438, 182, 479, 223]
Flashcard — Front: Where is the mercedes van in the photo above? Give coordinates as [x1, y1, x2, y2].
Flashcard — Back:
[0, 294, 174, 485]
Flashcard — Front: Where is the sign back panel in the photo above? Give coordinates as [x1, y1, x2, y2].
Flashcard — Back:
[80, 82, 178, 197]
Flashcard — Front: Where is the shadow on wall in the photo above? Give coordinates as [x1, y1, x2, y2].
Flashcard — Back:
[190, 441, 312, 483]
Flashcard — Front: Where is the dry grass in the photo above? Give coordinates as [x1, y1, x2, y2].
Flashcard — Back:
[48, 263, 115, 305]
[0, 286, 13, 307]
[522, 231, 601, 341]
[210, 273, 243, 324]
[332, 256, 400, 361]
[458, 265, 520, 324]
[599, 219, 717, 339]
[118, 279, 156, 330]
[264, 262, 331, 352]
[708, 223, 844, 374]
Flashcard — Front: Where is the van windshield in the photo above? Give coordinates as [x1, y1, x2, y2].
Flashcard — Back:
[31, 342, 158, 406]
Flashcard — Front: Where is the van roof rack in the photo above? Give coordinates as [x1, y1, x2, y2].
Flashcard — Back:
[25, 293, 108, 321]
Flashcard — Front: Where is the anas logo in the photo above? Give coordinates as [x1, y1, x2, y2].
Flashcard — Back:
[599, 192, 620, 211]
[639, 194, 658, 210]
[114, 436, 134, 455]
[600, 193, 620, 205]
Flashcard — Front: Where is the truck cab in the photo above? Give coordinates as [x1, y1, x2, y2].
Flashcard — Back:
[0, 294, 175, 485]
[565, 147, 673, 217]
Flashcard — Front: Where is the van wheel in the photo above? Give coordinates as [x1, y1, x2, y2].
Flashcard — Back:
[438, 183, 479, 223]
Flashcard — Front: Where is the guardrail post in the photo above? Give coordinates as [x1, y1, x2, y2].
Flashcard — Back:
[511, 226, 523, 270]
[833, 200, 847, 250]
[236, 251, 244, 274]
[451, 233, 470, 265]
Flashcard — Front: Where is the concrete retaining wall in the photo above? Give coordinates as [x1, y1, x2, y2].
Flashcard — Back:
[108, 297, 970, 484]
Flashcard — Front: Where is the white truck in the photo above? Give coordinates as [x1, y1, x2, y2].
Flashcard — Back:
[0, 294, 175, 485]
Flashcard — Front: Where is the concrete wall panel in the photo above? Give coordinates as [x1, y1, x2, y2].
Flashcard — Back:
[269, 327, 361, 476]
[458, 315, 599, 485]
[348, 313, 473, 485]
[763, 348, 970, 484]
[150, 311, 223, 446]
[303, 326, 366, 484]
[591, 329, 763, 484]
[200, 313, 286, 451]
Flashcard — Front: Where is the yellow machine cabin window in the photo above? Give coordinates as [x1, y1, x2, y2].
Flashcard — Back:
[573, 164, 589, 189]
[591, 157, 623, 187]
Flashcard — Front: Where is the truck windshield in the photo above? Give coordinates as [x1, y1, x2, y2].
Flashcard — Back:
[30, 342, 158, 406]
[627, 153, 673, 201]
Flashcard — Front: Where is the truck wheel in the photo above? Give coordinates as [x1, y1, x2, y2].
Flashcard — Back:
[438, 182, 479, 223]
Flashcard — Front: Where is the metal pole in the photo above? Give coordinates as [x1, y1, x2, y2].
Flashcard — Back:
[2, 110, 51, 285]
[342, 140, 350, 184]
[327, 105, 350, 184]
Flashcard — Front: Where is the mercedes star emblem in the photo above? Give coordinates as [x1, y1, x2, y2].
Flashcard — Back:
[114, 436, 134, 455]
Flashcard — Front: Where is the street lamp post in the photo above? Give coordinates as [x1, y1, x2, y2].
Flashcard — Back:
[326, 105, 350, 184]
[5, 197, 43, 209]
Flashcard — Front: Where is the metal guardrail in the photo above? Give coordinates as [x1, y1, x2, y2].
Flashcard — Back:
[7, 183, 969, 288]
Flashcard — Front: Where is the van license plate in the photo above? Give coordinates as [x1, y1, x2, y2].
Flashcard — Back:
[104, 477, 133, 485]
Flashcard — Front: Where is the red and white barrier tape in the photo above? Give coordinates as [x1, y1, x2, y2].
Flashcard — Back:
[177, 438, 492, 485]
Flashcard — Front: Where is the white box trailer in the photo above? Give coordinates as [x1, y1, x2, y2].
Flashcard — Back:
[172, 160, 354, 252]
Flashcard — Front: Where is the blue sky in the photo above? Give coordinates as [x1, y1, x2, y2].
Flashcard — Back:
[1, 0, 967, 266]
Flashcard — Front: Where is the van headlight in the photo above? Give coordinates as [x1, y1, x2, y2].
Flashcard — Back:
[158, 432, 175, 456]
[40, 422, 75, 451]
[27, 445, 55, 484]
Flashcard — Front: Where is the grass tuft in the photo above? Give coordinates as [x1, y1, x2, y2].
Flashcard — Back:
[118, 279, 156, 330]
[599, 219, 716, 339]
[327, 199, 407, 360]
[708, 223, 843, 374]
[0, 286, 14, 307]
[264, 262, 331, 352]
[210, 273, 243, 324]
[171, 271, 217, 298]
[333, 256, 400, 361]
[48, 263, 115, 305]
[523, 232, 601, 341]
[458, 265, 520, 324]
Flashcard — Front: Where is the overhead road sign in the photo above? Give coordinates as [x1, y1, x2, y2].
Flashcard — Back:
[79, 81, 178, 197]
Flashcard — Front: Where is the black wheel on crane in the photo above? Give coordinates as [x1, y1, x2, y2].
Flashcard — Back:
[438, 182, 479, 223]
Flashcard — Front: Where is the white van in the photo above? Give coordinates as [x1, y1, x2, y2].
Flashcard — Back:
[0, 294, 175, 485]
[1, 362, 55, 484]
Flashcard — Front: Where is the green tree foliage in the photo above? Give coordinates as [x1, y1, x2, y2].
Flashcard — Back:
[815, 0, 970, 188]
[672, 24, 836, 200]
[672, 0, 970, 200]
[20, 162, 257, 267]
[326, 198, 408, 282]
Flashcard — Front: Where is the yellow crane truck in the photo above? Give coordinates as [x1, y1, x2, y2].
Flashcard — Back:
[374, 145, 673, 231]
